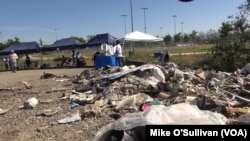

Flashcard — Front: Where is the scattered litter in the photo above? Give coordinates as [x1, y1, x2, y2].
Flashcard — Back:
[94, 99, 109, 107]
[36, 125, 48, 132]
[0, 108, 11, 115]
[55, 78, 70, 82]
[22, 81, 32, 89]
[40, 72, 58, 79]
[23, 97, 39, 109]
[93, 103, 227, 141]
[57, 113, 81, 124]
[69, 101, 79, 109]
[3, 61, 250, 141]
[36, 108, 59, 116]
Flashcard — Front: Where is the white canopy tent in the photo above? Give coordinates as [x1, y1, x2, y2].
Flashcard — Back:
[118, 31, 166, 54]
[119, 31, 164, 42]
[118, 31, 168, 63]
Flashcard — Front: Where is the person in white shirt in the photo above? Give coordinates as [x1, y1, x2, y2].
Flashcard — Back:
[106, 43, 112, 56]
[76, 51, 81, 67]
[3, 56, 9, 71]
[110, 43, 116, 56]
[114, 40, 123, 67]
[100, 42, 112, 56]
[8, 50, 18, 73]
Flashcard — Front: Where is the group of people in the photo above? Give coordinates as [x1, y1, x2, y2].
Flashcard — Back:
[93, 40, 123, 67]
[71, 49, 85, 67]
[2, 41, 123, 72]
[2, 50, 19, 73]
[2, 50, 33, 73]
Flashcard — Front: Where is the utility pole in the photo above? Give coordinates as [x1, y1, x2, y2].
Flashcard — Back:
[181, 22, 184, 46]
[121, 14, 128, 34]
[181, 22, 184, 37]
[173, 15, 177, 35]
[141, 7, 148, 33]
[130, 0, 134, 32]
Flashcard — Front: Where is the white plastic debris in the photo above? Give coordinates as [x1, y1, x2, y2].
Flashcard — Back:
[57, 113, 81, 124]
[144, 103, 227, 125]
[93, 103, 227, 141]
[23, 97, 39, 109]
[0, 108, 11, 115]
[151, 66, 165, 83]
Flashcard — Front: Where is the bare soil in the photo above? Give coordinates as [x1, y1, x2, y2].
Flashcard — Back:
[0, 68, 113, 141]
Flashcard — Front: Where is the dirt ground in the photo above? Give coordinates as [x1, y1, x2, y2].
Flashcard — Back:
[0, 68, 114, 141]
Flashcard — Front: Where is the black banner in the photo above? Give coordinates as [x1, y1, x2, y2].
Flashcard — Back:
[146, 125, 250, 140]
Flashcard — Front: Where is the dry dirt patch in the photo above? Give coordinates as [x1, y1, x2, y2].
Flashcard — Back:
[0, 68, 111, 141]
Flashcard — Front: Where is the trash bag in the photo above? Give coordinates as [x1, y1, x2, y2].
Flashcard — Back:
[93, 103, 227, 141]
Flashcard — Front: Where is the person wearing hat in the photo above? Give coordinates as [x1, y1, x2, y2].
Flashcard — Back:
[8, 50, 19, 73]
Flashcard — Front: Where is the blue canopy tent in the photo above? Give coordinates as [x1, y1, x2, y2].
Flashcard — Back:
[0, 41, 42, 55]
[42, 37, 84, 51]
[83, 33, 117, 47]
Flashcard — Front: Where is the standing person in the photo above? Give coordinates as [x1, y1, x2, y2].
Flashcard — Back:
[60, 55, 67, 66]
[25, 54, 31, 68]
[163, 50, 170, 62]
[8, 50, 18, 73]
[110, 43, 116, 56]
[100, 42, 106, 55]
[106, 42, 112, 56]
[92, 51, 100, 67]
[72, 49, 76, 65]
[76, 51, 81, 67]
[114, 40, 123, 67]
[3, 56, 9, 71]
[101, 42, 112, 56]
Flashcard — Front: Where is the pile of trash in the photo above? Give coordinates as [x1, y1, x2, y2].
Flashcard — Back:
[54, 62, 250, 140]
[44, 62, 250, 140]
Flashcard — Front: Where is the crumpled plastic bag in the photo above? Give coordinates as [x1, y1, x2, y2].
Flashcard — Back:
[57, 113, 81, 124]
[241, 63, 250, 75]
[93, 103, 227, 141]
[151, 66, 165, 83]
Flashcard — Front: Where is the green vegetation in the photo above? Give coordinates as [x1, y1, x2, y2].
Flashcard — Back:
[211, 0, 250, 72]
[122, 44, 213, 69]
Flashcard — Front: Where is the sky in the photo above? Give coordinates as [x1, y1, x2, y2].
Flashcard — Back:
[0, 0, 246, 45]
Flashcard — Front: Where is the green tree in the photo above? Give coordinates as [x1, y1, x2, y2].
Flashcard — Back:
[0, 43, 4, 50]
[4, 37, 21, 49]
[74, 36, 86, 43]
[163, 34, 172, 44]
[219, 22, 233, 37]
[212, 0, 250, 71]
[189, 30, 198, 45]
[183, 33, 190, 42]
[173, 33, 182, 43]
[206, 29, 219, 44]
[0, 37, 20, 49]
[87, 35, 95, 42]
